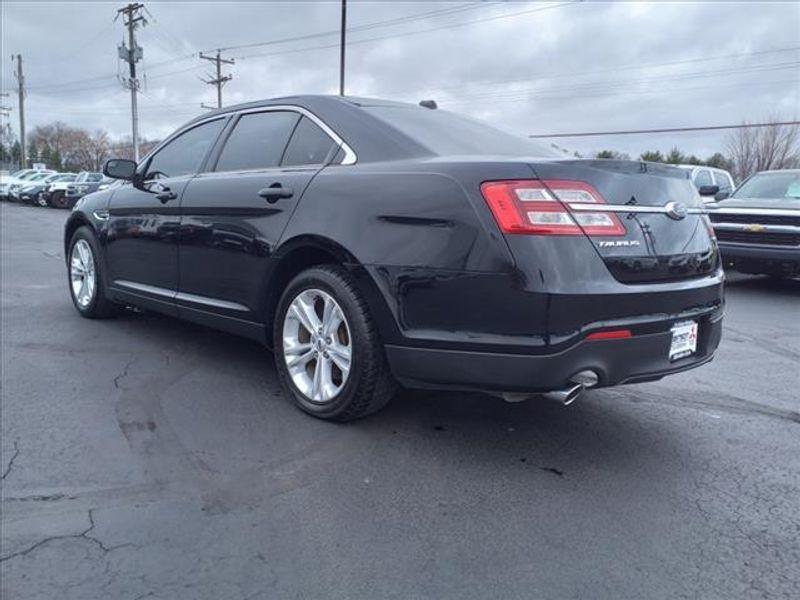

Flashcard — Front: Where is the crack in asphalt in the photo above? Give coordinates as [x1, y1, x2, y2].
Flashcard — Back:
[113, 358, 136, 389]
[619, 387, 800, 424]
[2, 440, 20, 480]
[723, 324, 800, 362]
[0, 509, 133, 563]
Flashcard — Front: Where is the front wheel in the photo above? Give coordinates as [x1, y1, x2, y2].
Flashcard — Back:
[67, 226, 121, 318]
[273, 265, 396, 422]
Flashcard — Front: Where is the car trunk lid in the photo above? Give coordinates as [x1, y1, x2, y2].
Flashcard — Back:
[528, 159, 718, 283]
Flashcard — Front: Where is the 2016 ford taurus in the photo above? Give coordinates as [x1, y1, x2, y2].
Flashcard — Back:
[64, 95, 723, 421]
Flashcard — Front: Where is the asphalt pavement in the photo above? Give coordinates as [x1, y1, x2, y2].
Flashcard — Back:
[2, 202, 799, 599]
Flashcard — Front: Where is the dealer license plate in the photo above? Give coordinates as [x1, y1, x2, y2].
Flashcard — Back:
[669, 320, 698, 361]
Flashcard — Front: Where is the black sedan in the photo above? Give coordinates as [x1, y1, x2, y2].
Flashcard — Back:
[709, 169, 800, 278]
[64, 95, 723, 421]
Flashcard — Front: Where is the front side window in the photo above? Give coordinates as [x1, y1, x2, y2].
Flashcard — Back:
[146, 118, 225, 180]
[282, 117, 337, 166]
[215, 111, 300, 172]
[694, 169, 712, 186]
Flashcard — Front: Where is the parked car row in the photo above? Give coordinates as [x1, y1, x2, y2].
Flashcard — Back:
[0, 168, 111, 208]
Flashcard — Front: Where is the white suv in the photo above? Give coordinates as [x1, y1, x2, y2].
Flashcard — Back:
[676, 165, 735, 202]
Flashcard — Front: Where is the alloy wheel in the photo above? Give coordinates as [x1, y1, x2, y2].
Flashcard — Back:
[282, 288, 352, 403]
[70, 239, 96, 308]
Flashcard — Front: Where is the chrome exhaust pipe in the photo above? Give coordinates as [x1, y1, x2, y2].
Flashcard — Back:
[541, 383, 584, 406]
[500, 370, 599, 405]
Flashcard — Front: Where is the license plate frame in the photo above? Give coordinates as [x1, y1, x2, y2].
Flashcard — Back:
[669, 320, 699, 361]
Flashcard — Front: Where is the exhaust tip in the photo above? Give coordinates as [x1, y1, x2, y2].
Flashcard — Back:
[542, 383, 584, 406]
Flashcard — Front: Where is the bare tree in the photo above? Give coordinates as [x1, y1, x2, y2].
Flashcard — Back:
[725, 118, 800, 181]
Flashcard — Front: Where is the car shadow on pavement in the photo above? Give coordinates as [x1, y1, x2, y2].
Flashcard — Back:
[103, 306, 688, 488]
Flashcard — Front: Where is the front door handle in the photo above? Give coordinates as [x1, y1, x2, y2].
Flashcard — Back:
[156, 188, 178, 203]
[258, 183, 294, 203]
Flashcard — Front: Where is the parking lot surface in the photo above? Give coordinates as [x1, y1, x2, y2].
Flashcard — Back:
[2, 203, 799, 599]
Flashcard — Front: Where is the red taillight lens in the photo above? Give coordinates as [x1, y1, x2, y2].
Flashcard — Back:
[586, 329, 632, 341]
[480, 179, 625, 236]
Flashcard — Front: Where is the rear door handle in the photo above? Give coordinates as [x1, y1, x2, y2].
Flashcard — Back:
[258, 183, 294, 203]
[156, 188, 178, 203]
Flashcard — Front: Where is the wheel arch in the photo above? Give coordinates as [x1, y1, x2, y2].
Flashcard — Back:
[262, 235, 401, 348]
[63, 213, 97, 260]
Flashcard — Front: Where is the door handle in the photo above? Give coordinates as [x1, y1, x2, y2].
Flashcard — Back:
[258, 183, 294, 203]
[156, 188, 178, 203]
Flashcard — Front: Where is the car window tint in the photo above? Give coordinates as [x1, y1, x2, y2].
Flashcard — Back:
[694, 169, 712, 186]
[146, 118, 225, 180]
[216, 111, 299, 172]
[87, 173, 103, 182]
[282, 117, 337, 166]
[363, 105, 561, 157]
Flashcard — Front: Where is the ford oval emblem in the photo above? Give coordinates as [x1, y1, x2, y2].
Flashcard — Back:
[665, 201, 688, 220]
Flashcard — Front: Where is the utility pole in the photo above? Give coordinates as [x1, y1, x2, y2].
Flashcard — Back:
[199, 50, 234, 109]
[339, 0, 347, 96]
[116, 3, 146, 161]
[0, 92, 10, 120]
[12, 55, 26, 168]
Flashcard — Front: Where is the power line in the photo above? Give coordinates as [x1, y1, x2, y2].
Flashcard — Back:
[528, 121, 800, 139]
[436, 60, 800, 104]
[234, 1, 581, 61]
[214, 2, 496, 54]
[389, 45, 800, 96]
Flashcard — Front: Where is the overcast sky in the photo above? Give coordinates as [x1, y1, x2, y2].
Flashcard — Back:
[2, 0, 798, 159]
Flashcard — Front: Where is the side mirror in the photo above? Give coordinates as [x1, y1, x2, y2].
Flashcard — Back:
[714, 190, 730, 201]
[103, 158, 137, 181]
[697, 184, 720, 196]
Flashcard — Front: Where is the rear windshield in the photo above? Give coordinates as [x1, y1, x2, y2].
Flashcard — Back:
[732, 171, 800, 200]
[364, 105, 560, 158]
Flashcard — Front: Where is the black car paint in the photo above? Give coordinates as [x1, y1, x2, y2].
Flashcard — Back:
[66, 95, 724, 394]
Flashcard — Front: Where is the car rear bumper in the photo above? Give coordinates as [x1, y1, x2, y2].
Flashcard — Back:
[718, 241, 800, 275]
[386, 308, 723, 393]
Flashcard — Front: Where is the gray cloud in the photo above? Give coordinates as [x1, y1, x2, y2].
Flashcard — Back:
[2, 0, 798, 159]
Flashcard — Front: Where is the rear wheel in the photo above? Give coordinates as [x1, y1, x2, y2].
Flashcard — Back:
[273, 265, 396, 421]
[67, 226, 121, 318]
[50, 190, 68, 209]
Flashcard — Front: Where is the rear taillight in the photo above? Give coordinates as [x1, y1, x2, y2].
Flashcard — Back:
[480, 179, 625, 236]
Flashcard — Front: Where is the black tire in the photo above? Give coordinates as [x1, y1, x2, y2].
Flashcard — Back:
[273, 265, 396, 422]
[67, 226, 121, 319]
[50, 190, 68, 209]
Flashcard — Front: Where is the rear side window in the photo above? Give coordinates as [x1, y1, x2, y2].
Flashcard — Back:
[216, 111, 299, 172]
[694, 169, 712, 186]
[146, 118, 225, 180]
[282, 117, 337, 166]
[713, 171, 733, 191]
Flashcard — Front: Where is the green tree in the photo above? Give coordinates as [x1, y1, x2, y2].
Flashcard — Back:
[685, 155, 703, 165]
[595, 150, 617, 159]
[28, 141, 39, 164]
[665, 147, 685, 164]
[51, 149, 63, 171]
[12, 141, 22, 167]
[639, 150, 664, 163]
[705, 152, 732, 171]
